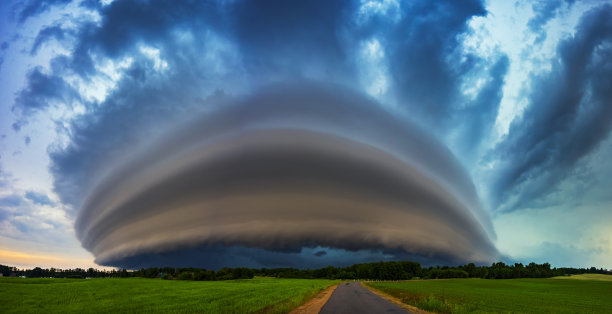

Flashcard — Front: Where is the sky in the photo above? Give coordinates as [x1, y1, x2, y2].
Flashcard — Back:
[0, 0, 611, 270]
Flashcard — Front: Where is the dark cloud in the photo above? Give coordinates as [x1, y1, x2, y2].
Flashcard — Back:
[48, 60, 231, 210]
[527, 0, 563, 44]
[13, 0, 72, 23]
[104, 244, 475, 270]
[25, 191, 55, 206]
[14, 0, 490, 127]
[40, 0, 359, 210]
[527, 0, 578, 44]
[380, 0, 486, 130]
[468, 56, 509, 140]
[13, 66, 79, 115]
[102, 244, 458, 270]
[73, 83, 497, 268]
[24, 135, 31, 146]
[68, 0, 228, 77]
[30, 24, 69, 55]
[314, 250, 327, 257]
[491, 4, 612, 211]
[454, 55, 509, 161]
[230, 0, 354, 80]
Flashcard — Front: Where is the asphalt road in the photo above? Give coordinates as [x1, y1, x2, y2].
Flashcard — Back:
[319, 282, 411, 314]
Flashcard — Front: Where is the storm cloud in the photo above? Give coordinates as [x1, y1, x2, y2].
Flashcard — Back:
[6, 0, 611, 269]
[75, 83, 497, 268]
[491, 5, 612, 211]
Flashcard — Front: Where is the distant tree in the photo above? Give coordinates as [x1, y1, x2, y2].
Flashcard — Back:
[462, 263, 477, 277]
[177, 272, 193, 280]
[2, 260, 608, 282]
[0, 264, 10, 276]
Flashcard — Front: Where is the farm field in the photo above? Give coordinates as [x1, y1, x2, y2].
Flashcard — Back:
[366, 276, 612, 313]
[0, 277, 337, 313]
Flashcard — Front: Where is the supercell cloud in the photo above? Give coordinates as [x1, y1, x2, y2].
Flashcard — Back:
[3, 0, 612, 269]
[76, 83, 497, 268]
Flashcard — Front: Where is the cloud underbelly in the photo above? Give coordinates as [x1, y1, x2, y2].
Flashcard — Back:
[75, 84, 498, 267]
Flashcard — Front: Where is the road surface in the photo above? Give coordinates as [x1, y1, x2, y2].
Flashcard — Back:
[319, 282, 411, 314]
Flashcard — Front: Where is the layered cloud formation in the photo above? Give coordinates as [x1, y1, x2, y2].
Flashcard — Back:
[2, 0, 612, 269]
[75, 83, 497, 267]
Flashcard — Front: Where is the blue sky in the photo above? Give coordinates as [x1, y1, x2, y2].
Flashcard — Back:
[0, 0, 611, 269]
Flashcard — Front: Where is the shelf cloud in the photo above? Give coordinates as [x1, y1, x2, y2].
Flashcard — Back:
[74, 83, 498, 268]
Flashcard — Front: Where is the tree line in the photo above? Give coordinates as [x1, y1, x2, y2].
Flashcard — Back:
[2, 261, 610, 281]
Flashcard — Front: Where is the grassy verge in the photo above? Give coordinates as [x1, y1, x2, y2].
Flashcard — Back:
[366, 277, 612, 313]
[0, 277, 337, 313]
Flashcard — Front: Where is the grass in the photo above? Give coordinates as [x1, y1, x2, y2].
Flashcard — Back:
[366, 276, 612, 313]
[0, 277, 337, 313]
[552, 273, 612, 281]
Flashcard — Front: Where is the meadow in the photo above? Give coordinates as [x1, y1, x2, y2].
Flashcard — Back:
[366, 275, 612, 313]
[553, 273, 612, 281]
[0, 277, 337, 313]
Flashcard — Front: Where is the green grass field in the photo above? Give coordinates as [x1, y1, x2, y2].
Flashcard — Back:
[553, 273, 612, 281]
[366, 276, 612, 313]
[0, 277, 337, 313]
